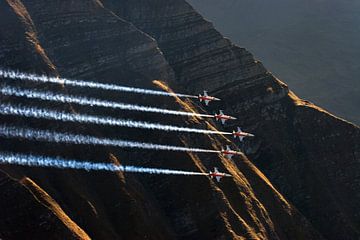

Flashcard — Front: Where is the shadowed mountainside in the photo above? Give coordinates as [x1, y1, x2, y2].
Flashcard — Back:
[188, 0, 360, 125]
[0, 0, 359, 239]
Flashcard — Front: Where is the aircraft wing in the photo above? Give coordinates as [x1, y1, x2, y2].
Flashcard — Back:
[216, 176, 221, 182]
[219, 110, 224, 115]
[239, 136, 244, 142]
[204, 90, 208, 96]
[204, 100, 209, 105]
[221, 119, 226, 124]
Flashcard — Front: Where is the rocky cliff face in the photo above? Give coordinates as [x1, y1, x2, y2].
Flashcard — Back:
[0, 171, 90, 240]
[99, 1, 360, 239]
[188, 0, 360, 125]
[0, 0, 359, 239]
[102, 0, 267, 92]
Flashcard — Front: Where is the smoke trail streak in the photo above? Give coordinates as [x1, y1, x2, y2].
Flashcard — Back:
[0, 152, 209, 176]
[0, 69, 198, 98]
[0, 125, 221, 153]
[0, 104, 232, 135]
[0, 85, 213, 118]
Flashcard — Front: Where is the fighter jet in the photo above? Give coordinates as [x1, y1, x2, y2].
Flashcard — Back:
[232, 127, 255, 141]
[209, 167, 232, 182]
[214, 110, 237, 124]
[221, 145, 242, 159]
[198, 90, 220, 106]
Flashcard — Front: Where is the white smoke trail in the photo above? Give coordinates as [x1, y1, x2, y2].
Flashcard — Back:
[0, 85, 213, 118]
[0, 125, 221, 153]
[0, 69, 198, 98]
[0, 152, 209, 176]
[0, 104, 231, 135]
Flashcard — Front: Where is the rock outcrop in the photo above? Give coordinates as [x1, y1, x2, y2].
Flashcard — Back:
[99, 1, 360, 239]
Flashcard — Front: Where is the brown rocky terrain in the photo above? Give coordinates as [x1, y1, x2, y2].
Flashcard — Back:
[188, 0, 360, 125]
[0, 0, 359, 239]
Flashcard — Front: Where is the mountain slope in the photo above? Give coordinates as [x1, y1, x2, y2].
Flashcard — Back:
[0, 0, 358, 239]
[99, 1, 360, 239]
[188, 0, 360, 124]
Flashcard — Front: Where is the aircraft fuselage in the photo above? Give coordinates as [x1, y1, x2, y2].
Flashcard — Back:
[221, 150, 241, 156]
[233, 132, 254, 137]
[214, 114, 236, 121]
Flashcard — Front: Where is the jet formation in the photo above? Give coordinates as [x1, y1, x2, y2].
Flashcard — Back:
[197, 91, 237, 125]
[196, 90, 255, 181]
[0, 67, 256, 184]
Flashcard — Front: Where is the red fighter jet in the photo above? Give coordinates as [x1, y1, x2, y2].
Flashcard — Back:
[209, 167, 232, 182]
[232, 127, 255, 142]
[214, 110, 237, 124]
[198, 90, 220, 106]
[221, 145, 242, 159]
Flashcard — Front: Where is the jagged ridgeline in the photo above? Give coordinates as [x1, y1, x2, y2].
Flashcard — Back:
[0, 1, 359, 240]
